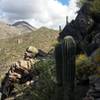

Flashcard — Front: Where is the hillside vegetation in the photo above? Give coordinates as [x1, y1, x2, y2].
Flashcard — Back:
[0, 21, 21, 39]
[0, 27, 58, 76]
[0, 0, 100, 99]
[0, 21, 37, 40]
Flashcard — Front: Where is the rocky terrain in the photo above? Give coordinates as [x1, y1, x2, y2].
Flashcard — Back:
[0, 0, 100, 100]
[0, 22, 58, 99]
[58, 0, 100, 99]
[12, 21, 36, 33]
[0, 21, 36, 39]
[0, 25, 58, 80]
[59, 0, 100, 56]
[0, 21, 21, 39]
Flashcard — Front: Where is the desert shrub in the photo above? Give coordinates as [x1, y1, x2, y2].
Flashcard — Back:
[15, 58, 56, 100]
[77, 0, 87, 7]
[10, 54, 99, 100]
[77, 0, 100, 14]
[76, 54, 97, 81]
[90, 0, 100, 14]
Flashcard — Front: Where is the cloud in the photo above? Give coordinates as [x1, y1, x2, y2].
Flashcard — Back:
[0, 0, 79, 29]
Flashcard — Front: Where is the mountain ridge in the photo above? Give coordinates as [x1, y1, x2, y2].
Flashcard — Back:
[12, 21, 36, 33]
[0, 21, 37, 39]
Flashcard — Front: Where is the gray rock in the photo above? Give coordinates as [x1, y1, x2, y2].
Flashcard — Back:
[58, 0, 99, 56]
[86, 76, 100, 99]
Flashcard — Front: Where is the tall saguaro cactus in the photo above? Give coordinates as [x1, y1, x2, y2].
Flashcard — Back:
[55, 36, 76, 100]
[62, 36, 76, 100]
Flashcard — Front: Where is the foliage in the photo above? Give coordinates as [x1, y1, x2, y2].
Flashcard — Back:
[76, 54, 97, 81]
[90, 0, 100, 15]
[0, 28, 58, 66]
[91, 48, 100, 64]
[77, 0, 86, 7]
[14, 54, 99, 100]
[15, 58, 56, 100]
[77, 0, 100, 14]
[1, 53, 99, 100]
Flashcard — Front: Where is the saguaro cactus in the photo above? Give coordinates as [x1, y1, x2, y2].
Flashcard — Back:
[55, 36, 76, 100]
[54, 43, 63, 100]
[55, 43, 63, 86]
[62, 36, 76, 100]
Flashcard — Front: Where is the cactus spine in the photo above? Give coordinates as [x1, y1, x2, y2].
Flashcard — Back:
[55, 36, 76, 100]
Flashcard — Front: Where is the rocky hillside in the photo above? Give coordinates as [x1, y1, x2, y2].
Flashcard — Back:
[0, 27, 58, 87]
[0, 0, 100, 99]
[0, 21, 36, 39]
[0, 27, 58, 68]
[0, 21, 21, 39]
[59, 0, 100, 56]
[12, 21, 36, 33]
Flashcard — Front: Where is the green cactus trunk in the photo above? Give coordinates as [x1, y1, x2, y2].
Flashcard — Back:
[62, 36, 76, 100]
[55, 43, 63, 86]
[55, 36, 76, 100]
[54, 43, 63, 100]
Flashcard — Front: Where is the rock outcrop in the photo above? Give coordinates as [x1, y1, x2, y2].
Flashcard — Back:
[58, 0, 100, 99]
[58, 0, 100, 56]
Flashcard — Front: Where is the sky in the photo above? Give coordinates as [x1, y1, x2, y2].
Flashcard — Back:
[58, 0, 69, 5]
[0, 0, 79, 29]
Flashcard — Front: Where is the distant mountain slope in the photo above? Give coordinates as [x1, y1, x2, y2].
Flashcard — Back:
[0, 21, 21, 39]
[0, 27, 58, 66]
[0, 21, 37, 39]
[12, 21, 36, 33]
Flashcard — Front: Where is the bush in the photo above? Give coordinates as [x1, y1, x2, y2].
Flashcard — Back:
[90, 0, 100, 14]
[10, 54, 99, 100]
[76, 54, 97, 81]
[15, 58, 56, 100]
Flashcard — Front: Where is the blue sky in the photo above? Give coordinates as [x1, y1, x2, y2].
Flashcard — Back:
[58, 0, 69, 5]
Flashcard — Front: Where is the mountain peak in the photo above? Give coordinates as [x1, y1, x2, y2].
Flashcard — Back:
[12, 21, 36, 33]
